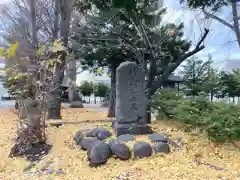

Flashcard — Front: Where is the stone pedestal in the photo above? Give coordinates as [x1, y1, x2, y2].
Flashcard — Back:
[69, 101, 84, 108]
[114, 123, 153, 136]
[114, 61, 153, 136]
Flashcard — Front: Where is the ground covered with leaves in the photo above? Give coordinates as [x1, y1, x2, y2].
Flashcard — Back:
[0, 107, 240, 180]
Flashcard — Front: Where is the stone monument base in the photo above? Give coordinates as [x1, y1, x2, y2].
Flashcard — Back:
[114, 123, 153, 136]
[69, 101, 84, 108]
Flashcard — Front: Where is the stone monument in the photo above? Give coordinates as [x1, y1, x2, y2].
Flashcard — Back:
[69, 90, 84, 108]
[114, 61, 153, 136]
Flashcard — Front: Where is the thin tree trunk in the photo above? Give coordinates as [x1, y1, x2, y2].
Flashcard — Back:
[47, 67, 64, 119]
[67, 56, 77, 102]
[47, 0, 73, 119]
[231, 1, 240, 48]
[108, 68, 116, 117]
[27, 0, 42, 140]
[146, 59, 157, 124]
[52, 0, 60, 41]
[210, 91, 213, 102]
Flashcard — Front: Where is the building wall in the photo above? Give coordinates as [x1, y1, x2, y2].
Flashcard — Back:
[76, 65, 110, 86]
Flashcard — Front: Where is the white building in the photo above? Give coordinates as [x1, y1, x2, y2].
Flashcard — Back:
[76, 66, 110, 86]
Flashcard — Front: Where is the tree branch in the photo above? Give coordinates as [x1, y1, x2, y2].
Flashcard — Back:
[152, 28, 210, 92]
[231, 0, 240, 48]
[202, 9, 234, 31]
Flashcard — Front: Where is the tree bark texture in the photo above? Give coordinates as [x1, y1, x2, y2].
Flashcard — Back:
[108, 68, 116, 117]
[47, 0, 73, 119]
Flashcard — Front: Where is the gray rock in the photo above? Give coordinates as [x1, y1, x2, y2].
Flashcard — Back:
[79, 138, 101, 150]
[74, 130, 84, 145]
[148, 133, 168, 143]
[111, 121, 116, 128]
[88, 142, 112, 167]
[86, 127, 112, 140]
[153, 143, 170, 153]
[85, 127, 104, 137]
[85, 128, 99, 137]
[108, 139, 119, 148]
[110, 142, 131, 160]
[114, 123, 153, 136]
[69, 101, 84, 108]
[96, 128, 112, 140]
[133, 141, 152, 158]
[116, 134, 135, 142]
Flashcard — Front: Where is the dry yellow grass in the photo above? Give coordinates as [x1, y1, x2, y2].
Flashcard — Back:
[0, 107, 240, 180]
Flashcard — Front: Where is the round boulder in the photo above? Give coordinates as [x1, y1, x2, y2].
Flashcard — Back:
[108, 139, 119, 149]
[153, 143, 170, 153]
[110, 142, 131, 160]
[148, 133, 168, 143]
[88, 142, 112, 167]
[69, 101, 84, 108]
[79, 138, 101, 151]
[86, 127, 112, 139]
[133, 141, 152, 158]
[74, 130, 84, 145]
[96, 128, 112, 140]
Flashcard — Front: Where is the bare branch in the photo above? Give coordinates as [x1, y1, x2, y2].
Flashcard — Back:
[202, 9, 234, 31]
[152, 28, 210, 91]
[231, 1, 240, 47]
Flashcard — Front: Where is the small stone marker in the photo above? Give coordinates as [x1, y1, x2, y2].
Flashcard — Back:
[114, 61, 153, 136]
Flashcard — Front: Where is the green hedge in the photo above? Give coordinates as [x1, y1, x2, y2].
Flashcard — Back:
[150, 89, 240, 142]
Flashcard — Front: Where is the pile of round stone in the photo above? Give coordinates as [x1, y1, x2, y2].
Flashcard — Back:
[74, 127, 171, 167]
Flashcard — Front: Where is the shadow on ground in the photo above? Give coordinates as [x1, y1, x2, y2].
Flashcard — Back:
[9, 142, 52, 162]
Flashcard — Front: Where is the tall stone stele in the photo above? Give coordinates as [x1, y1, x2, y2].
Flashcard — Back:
[114, 61, 153, 136]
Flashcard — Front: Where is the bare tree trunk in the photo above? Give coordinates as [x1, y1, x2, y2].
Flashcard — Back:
[27, 0, 42, 139]
[231, 1, 240, 48]
[210, 92, 214, 102]
[30, 0, 37, 48]
[202, 1, 240, 48]
[47, 0, 73, 119]
[52, 0, 60, 41]
[145, 58, 157, 124]
[108, 68, 116, 117]
[67, 57, 78, 102]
